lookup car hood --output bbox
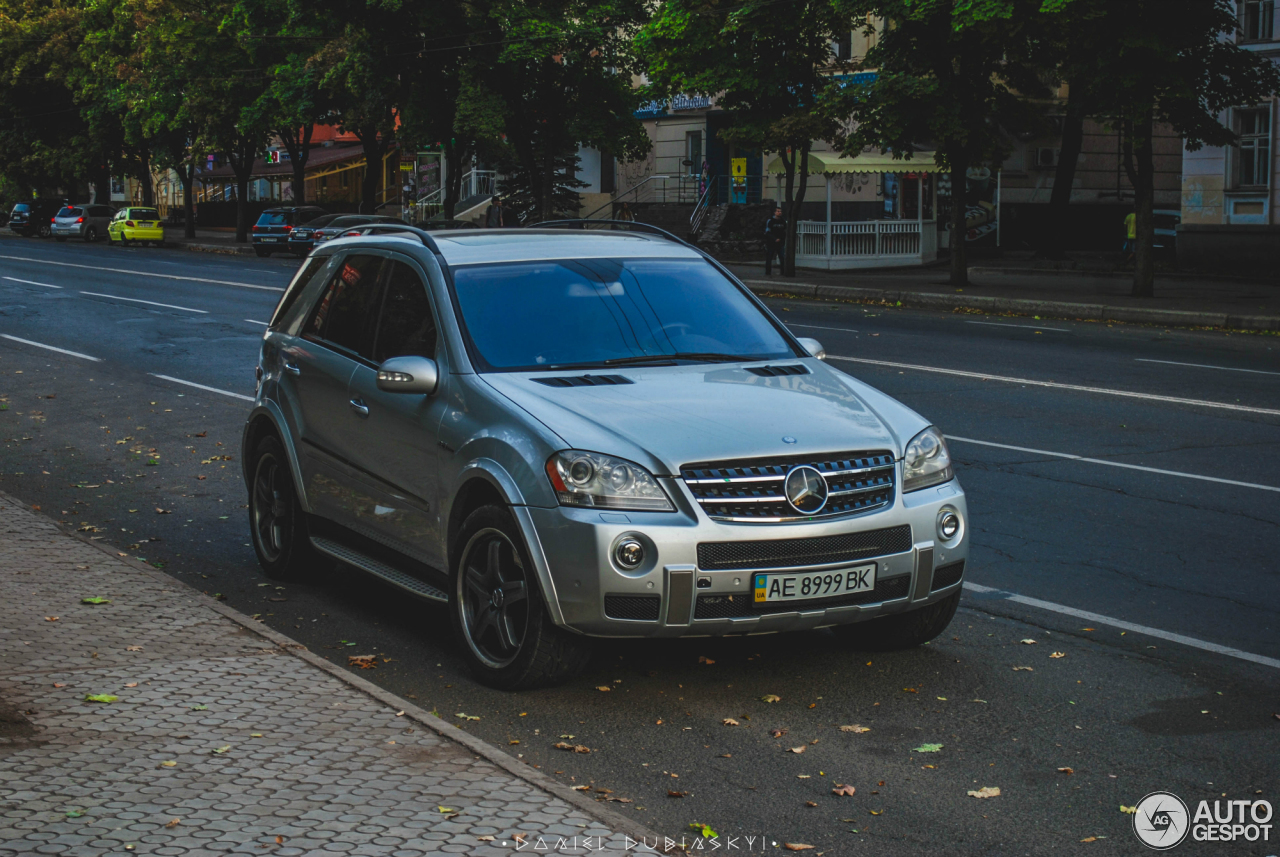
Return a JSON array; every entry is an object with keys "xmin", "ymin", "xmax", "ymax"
[{"xmin": 482, "ymin": 360, "xmax": 929, "ymax": 476}]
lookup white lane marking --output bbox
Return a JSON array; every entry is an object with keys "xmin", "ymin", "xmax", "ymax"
[
  {"xmin": 0, "ymin": 254, "xmax": 285, "ymax": 292},
  {"xmin": 788, "ymin": 323, "xmax": 861, "ymax": 335},
  {"xmin": 149, "ymin": 373, "xmax": 254, "ymax": 402},
  {"xmin": 967, "ymin": 320, "xmax": 1068, "ymax": 332},
  {"xmin": 0, "ymin": 334, "xmax": 100, "ymax": 361},
  {"xmin": 2, "ymin": 276, "xmax": 61, "ymax": 289},
  {"xmin": 79, "ymin": 291, "xmax": 207, "ymax": 314},
  {"xmin": 244, "ymin": 319, "xmax": 269, "ymax": 326},
  {"xmin": 828, "ymin": 355, "xmax": 1280, "ymax": 417},
  {"xmin": 1136, "ymin": 357, "xmax": 1280, "ymax": 377},
  {"xmin": 947, "ymin": 435, "xmax": 1280, "ymax": 493},
  {"xmin": 963, "ymin": 582, "xmax": 1280, "ymax": 670}
]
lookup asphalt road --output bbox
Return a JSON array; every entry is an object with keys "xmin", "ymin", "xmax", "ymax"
[{"xmin": 1, "ymin": 234, "xmax": 1277, "ymax": 856}]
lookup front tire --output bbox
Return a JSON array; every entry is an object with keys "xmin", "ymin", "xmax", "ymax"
[
  {"xmin": 37, "ymin": 223, "xmax": 51, "ymax": 239},
  {"xmin": 451, "ymin": 505, "xmax": 590, "ymax": 690},
  {"xmin": 834, "ymin": 590, "xmax": 961, "ymax": 651},
  {"xmin": 248, "ymin": 434, "xmax": 315, "ymax": 582}
]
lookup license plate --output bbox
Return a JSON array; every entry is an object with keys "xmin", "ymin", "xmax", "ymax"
[
  {"xmin": 260, "ymin": 237, "xmax": 277, "ymax": 242},
  {"xmin": 754, "ymin": 564, "xmax": 876, "ymax": 603}
]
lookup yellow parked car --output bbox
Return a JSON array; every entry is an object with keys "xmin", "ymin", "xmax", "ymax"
[{"xmin": 107, "ymin": 207, "xmax": 165, "ymax": 247}]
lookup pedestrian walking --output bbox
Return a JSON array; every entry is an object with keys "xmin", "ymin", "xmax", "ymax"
[
  {"xmin": 616, "ymin": 202, "xmax": 635, "ymax": 224},
  {"xmin": 486, "ymin": 195, "xmax": 507, "ymax": 228},
  {"xmin": 1121, "ymin": 208, "xmax": 1136, "ymax": 267},
  {"xmin": 763, "ymin": 207, "xmax": 786, "ymax": 275}
]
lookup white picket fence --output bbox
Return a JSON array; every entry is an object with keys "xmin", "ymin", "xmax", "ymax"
[{"xmin": 794, "ymin": 220, "xmax": 938, "ymax": 268}]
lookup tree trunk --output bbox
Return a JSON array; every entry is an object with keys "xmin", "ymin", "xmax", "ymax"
[
  {"xmin": 783, "ymin": 143, "xmax": 812, "ymax": 277},
  {"xmin": 357, "ymin": 124, "xmax": 387, "ymax": 214},
  {"xmin": 136, "ymin": 150, "xmax": 155, "ymax": 206},
  {"xmin": 1040, "ymin": 96, "xmax": 1085, "ymax": 260},
  {"xmin": 88, "ymin": 157, "xmax": 111, "ymax": 205},
  {"xmin": 1130, "ymin": 107, "xmax": 1155, "ymax": 298},
  {"xmin": 176, "ymin": 163, "xmax": 196, "ymax": 240},
  {"xmin": 227, "ymin": 135, "xmax": 257, "ymax": 244},
  {"xmin": 279, "ymin": 125, "xmax": 313, "ymax": 205},
  {"xmin": 948, "ymin": 149, "xmax": 969, "ymax": 287}
]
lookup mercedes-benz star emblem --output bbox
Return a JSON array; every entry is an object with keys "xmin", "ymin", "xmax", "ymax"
[{"xmin": 784, "ymin": 465, "xmax": 828, "ymax": 515}]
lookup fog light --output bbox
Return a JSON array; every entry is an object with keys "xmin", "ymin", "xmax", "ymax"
[
  {"xmin": 615, "ymin": 538, "xmax": 644, "ymax": 569},
  {"xmin": 938, "ymin": 511, "xmax": 960, "ymax": 540}
]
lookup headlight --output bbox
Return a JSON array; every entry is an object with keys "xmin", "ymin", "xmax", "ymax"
[
  {"xmin": 546, "ymin": 451, "xmax": 674, "ymax": 511},
  {"xmin": 902, "ymin": 426, "xmax": 953, "ymax": 493}
]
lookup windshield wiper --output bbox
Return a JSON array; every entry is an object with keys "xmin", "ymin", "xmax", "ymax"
[{"xmin": 603, "ymin": 352, "xmax": 750, "ymax": 366}]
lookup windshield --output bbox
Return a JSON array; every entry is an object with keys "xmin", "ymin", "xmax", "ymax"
[
  {"xmin": 130, "ymin": 208, "xmax": 160, "ymax": 220},
  {"xmin": 451, "ymin": 258, "xmax": 795, "ymax": 371},
  {"xmin": 57, "ymin": 207, "xmax": 81, "ymax": 217},
  {"xmin": 12, "ymin": 204, "xmax": 29, "ymax": 213},
  {"xmin": 257, "ymin": 212, "xmax": 289, "ymax": 226}
]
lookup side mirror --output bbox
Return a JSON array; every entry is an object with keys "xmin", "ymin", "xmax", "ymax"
[
  {"xmin": 796, "ymin": 337, "xmax": 826, "ymax": 361},
  {"xmin": 376, "ymin": 355, "xmax": 438, "ymax": 395}
]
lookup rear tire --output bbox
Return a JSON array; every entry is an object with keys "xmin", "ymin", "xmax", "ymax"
[
  {"xmin": 37, "ymin": 223, "xmax": 51, "ymax": 239},
  {"xmin": 248, "ymin": 434, "xmax": 315, "ymax": 582},
  {"xmin": 834, "ymin": 590, "xmax": 961, "ymax": 651},
  {"xmin": 450, "ymin": 504, "xmax": 590, "ymax": 690},
  {"xmin": 84, "ymin": 227, "xmax": 97, "ymax": 243}
]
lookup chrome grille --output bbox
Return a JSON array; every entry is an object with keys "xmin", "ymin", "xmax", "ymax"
[{"xmin": 681, "ymin": 450, "xmax": 895, "ymax": 522}]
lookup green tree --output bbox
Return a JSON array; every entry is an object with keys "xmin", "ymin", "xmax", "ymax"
[
  {"xmin": 639, "ymin": 0, "xmax": 856, "ymax": 276},
  {"xmin": 832, "ymin": 0, "xmax": 1048, "ymax": 287},
  {"xmin": 1041, "ymin": 0, "xmax": 1280, "ymax": 296}
]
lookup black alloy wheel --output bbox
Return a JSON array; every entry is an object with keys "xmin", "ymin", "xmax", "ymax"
[
  {"xmin": 457, "ymin": 528, "xmax": 531, "ymax": 670},
  {"xmin": 84, "ymin": 226, "xmax": 97, "ymax": 242},
  {"xmin": 37, "ymin": 223, "xmax": 51, "ymax": 239},
  {"xmin": 248, "ymin": 435, "xmax": 313, "ymax": 581}
]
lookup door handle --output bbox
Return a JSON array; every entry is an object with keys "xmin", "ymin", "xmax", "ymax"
[
  {"xmin": 282, "ymin": 361, "xmax": 300, "ymax": 376},
  {"xmin": 349, "ymin": 397, "xmax": 369, "ymax": 417}
]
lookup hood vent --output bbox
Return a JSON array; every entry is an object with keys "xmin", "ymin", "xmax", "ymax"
[
  {"xmin": 531, "ymin": 374, "xmax": 634, "ymax": 388},
  {"xmin": 745, "ymin": 364, "xmax": 810, "ymax": 377}
]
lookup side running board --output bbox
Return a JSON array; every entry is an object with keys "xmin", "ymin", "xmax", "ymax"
[{"xmin": 311, "ymin": 536, "xmax": 449, "ymax": 603}]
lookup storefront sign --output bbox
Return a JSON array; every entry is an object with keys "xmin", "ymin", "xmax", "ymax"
[{"xmin": 671, "ymin": 93, "xmax": 714, "ymax": 111}]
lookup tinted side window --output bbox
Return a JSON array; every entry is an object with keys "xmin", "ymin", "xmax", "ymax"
[
  {"xmin": 373, "ymin": 261, "xmax": 437, "ymax": 363},
  {"xmin": 271, "ymin": 255, "xmax": 330, "ymax": 330},
  {"xmin": 303, "ymin": 254, "xmax": 385, "ymax": 358}
]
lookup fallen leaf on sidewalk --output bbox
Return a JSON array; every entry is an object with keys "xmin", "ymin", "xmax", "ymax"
[
  {"xmin": 1012, "ymin": 666, "xmax": 1033, "ymax": 672},
  {"xmin": 52, "ymin": 683, "xmax": 65, "ymax": 688},
  {"xmin": 158, "ymin": 761, "xmax": 176, "ymax": 768},
  {"xmin": 44, "ymin": 616, "xmax": 58, "ymax": 622},
  {"xmin": 126, "ymin": 646, "xmax": 142, "ymax": 652},
  {"xmin": 124, "ymin": 683, "xmax": 137, "ymax": 688},
  {"xmin": 165, "ymin": 819, "xmax": 180, "ymax": 828},
  {"xmin": 250, "ymin": 733, "xmax": 263, "ymax": 738},
  {"xmin": 723, "ymin": 718, "xmax": 739, "ymax": 726},
  {"xmin": 788, "ymin": 745, "xmax": 806, "ymax": 754},
  {"xmin": 690, "ymin": 823, "xmax": 717, "ymax": 838},
  {"xmin": 1120, "ymin": 805, "xmax": 1136, "ymax": 814},
  {"xmin": 211, "ymin": 745, "xmax": 230, "ymax": 754},
  {"xmin": 81, "ymin": 597, "xmax": 110, "ymax": 605},
  {"xmin": 437, "ymin": 806, "xmax": 455, "ymax": 813},
  {"xmin": 839, "ymin": 725, "xmax": 870, "ymax": 733},
  {"xmin": 348, "ymin": 655, "xmax": 377, "ymax": 669},
  {"xmin": 783, "ymin": 843, "xmax": 814, "ymax": 851},
  {"xmin": 1049, "ymin": 652, "xmax": 1066, "ymax": 659},
  {"xmin": 913, "ymin": 743, "xmax": 943, "ymax": 753},
  {"xmin": 832, "ymin": 784, "xmax": 856, "ymax": 796},
  {"xmin": 1058, "ymin": 767, "xmax": 1074, "ymax": 775},
  {"xmin": 65, "ymin": 809, "xmax": 84, "ymax": 818},
  {"xmin": 572, "ymin": 785, "xmax": 590, "ymax": 791},
  {"xmin": 189, "ymin": 705, "xmax": 208, "ymax": 711},
  {"xmin": 455, "ymin": 712, "xmax": 479, "ymax": 721},
  {"xmin": 84, "ymin": 694, "xmax": 117, "ymax": 703},
  {"xmin": 967, "ymin": 787, "xmax": 1001, "ymax": 799},
  {"xmin": 477, "ymin": 835, "xmax": 495, "ymax": 841},
  {"xmin": 554, "ymin": 742, "xmax": 591, "ymax": 753}
]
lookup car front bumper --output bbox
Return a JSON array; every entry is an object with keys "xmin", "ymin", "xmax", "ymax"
[{"xmin": 524, "ymin": 472, "xmax": 968, "ymax": 638}]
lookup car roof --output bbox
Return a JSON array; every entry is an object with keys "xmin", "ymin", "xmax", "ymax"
[{"xmin": 425, "ymin": 229, "xmax": 703, "ymax": 267}]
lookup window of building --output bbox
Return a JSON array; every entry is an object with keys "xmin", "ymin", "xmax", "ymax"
[
  {"xmin": 832, "ymin": 33, "xmax": 853, "ymax": 61},
  {"xmin": 1234, "ymin": 106, "xmax": 1272, "ymax": 188},
  {"xmin": 685, "ymin": 131, "xmax": 702, "ymax": 174},
  {"xmin": 1241, "ymin": 0, "xmax": 1275, "ymax": 41}
]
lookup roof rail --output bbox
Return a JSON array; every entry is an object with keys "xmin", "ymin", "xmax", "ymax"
[
  {"xmin": 532, "ymin": 219, "xmax": 692, "ymax": 247},
  {"xmin": 332, "ymin": 223, "xmax": 444, "ymax": 253}
]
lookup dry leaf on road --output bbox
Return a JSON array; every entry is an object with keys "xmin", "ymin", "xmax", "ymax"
[
  {"xmin": 1058, "ymin": 767, "xmax": 1074, "ymax": 774},
  {"xmin": 967, "ymin": 787, "xmax": 1001, "ymax": 799},
  {"xmin": 770, "ymin": 727, "xmax": 788, "ymax": 738},
  {"xmin": 783, "ymin": 844, "xmax": 814, "ymax": 851},
  {"xmin": 761, "ymin": 694, "xmax": 781, "ymax": 703},
  {"xmin": 832, "ymin": 784, "xmax": 856, "ymax": 796},
  {"xmin": 596, "ymin": 686, "xmax": 612, "ymax": 692},
  {"xmin": 554, "ymin": 742, "xmax": 591, "ymax": 754},
  {"xmin": 805, "ymin": 801, "xmax": 818, "ymax": 807},
  {"xmin": 454, "ymin": 713, "xmax": 480, "ymax": 721},
  {"xmin": 1049, "ymin": 652, "xmax": 1066, "ymax": 659},
  {"xmin": 839, "ymin": 725, "xmax": 870, "ymax": 733},
  {"xmin": 572, "ymin": 785, "xmax": 590, "ymax": 791},
  {"xmin": 668, "ymin": 790, "xmax": 687, "ymax": 798},
  {"xmin": 913, "ymin": 743, "xmax": 943, "ymax": 753},
  {"xmin": 698, "ymin": 655, "xmax": 715, "ymax": 664},
  {"xmin": 1020, "ymin": 639, "xmax": 1037, "ymax": 645},
  {"xmin": 1012, "ymin": 666, "xmax": 1034, "ymax": 671},
  {"xmin": 348, "ymin": 655, "xmax": 377, "ymax": 669},
  {"xmin": 1120, "ymin": 805, "xmax": 1137, "ymax": 814},
  {"xmin": 723, "ymin": 718, "xmax": 739, "ymax": 726},
  {"xmin": 788, "ymin": 745, "xmax": 806, "ymax": 754}
]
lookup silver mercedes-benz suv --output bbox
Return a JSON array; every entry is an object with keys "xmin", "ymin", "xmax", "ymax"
[{"xmin": 242, "ymin": 223, "xmax": 968, "ymax": 689}]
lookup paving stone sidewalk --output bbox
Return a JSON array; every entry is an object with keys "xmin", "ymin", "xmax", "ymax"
[{"xmin": 0, "ymin": 493, "xmax": 659, "ymax": 856}]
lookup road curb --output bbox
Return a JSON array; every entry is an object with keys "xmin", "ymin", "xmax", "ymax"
[
  {"xmin": 27, "ymin": 497, "xmax": 667, "ymax": 849},
  {"xmin": 173, "ymin": 241, "xmax": 255, "ymax": 256},
  {"xmin": 743, "ymin": 281, "xmax": 1280, "ymax": 332},
  {"xmin": 969, "ymin": 264, "xmax": 1279, "ymax": 285}
]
